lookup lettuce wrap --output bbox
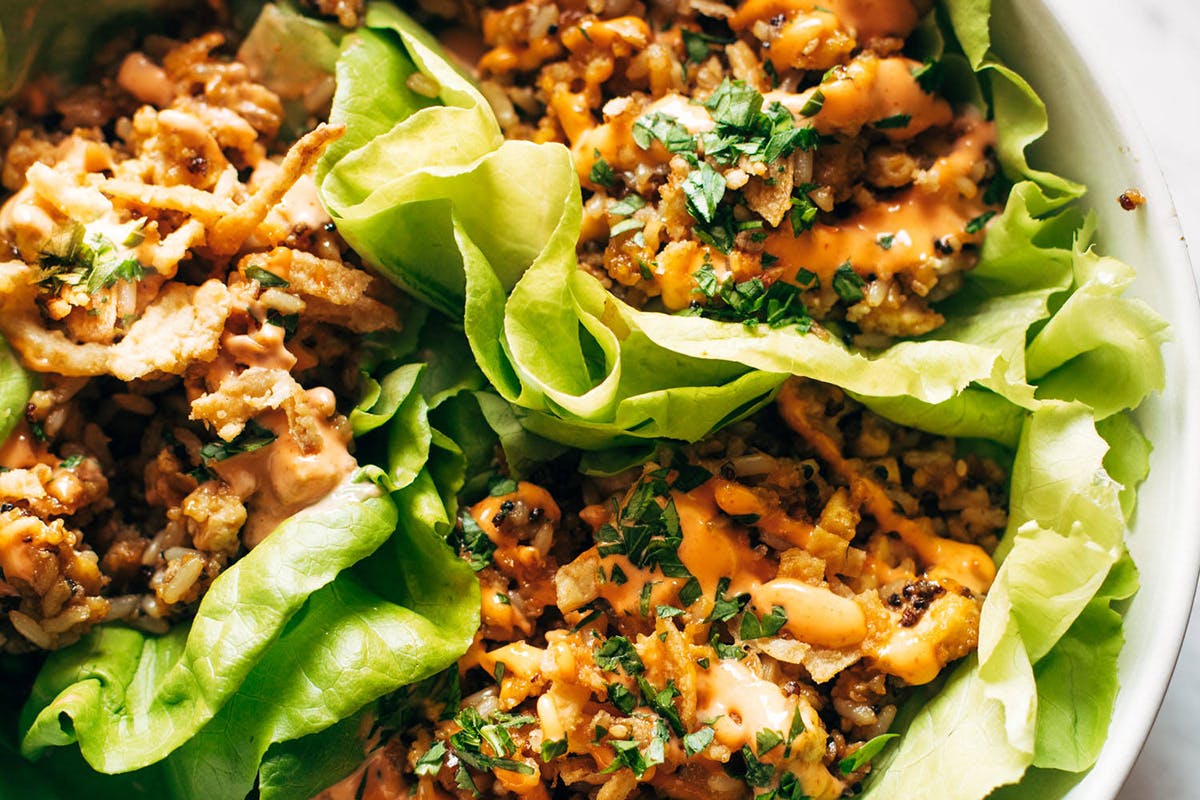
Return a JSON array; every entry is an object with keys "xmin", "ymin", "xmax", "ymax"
[{"xmin": 0, "ymin": 1, "xmax": 1169, "ymax": 798}]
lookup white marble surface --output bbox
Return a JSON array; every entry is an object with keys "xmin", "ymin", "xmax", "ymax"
[{"xmin": 1060, "ymin": 1, "xmax": 1200, "ymax": 797}]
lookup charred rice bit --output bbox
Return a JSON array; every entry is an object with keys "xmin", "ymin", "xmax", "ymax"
[
  {"xmin": 0, "ymin": 33, "xmax": 402, "ymax": 651},
  {"xmin": 323, "ymin": 378, "xmax": 1007, "ymax": 800},
  {"xmin": 443, "ymin": 0, "xmax": 1005, "ymax": 342}
]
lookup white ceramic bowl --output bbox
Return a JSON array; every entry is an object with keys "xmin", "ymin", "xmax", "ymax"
[{"xmin": 991, "ymin": 0, "xmax": 1200, "ymax": 797}]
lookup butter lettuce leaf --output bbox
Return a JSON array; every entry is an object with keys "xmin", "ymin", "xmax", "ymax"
[
  {"xmin": 0, "ymin": 336, "xmax": 33, "ymax": 443},
  {"xmin": 20, "ymin": 469, "xmax": 399, "ymax": 771}
]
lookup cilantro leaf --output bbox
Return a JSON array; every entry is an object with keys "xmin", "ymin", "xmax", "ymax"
[
  {"xmin": 199, "ymin": 420, "xmax": 276, "ymax": 462},
  {"xmin": 637, "ymin": 677, "xmax": 685, "ymax": 735},
  {"xmin": 965, "ymin": 210, "xmax": 997, "ymax": 234},
  {"xmin": 245, "ymin": 265, "xmax": 290, "ymax": 288},
  {"xmin": 682, "ymin": 162, "xmax": 727, "ymax": 224},
  {"xmin": 683, "ymin": 727, "xmax": 715, "ymax": 757},
  {"xmin": 595, "ymin": 636, "xmax": 645, "ymax": 676},
  {"xmin": 832, "ymin": 262, "xmax": 866, "ymax": 303},
  {"xmin": 911, "ymin": 59, "xmax": 944, "ymax": 94},
  {"xmin": 590, "ymin": 154, "xmax": 617, "ymax": 188},
  {"xmin": 450, "ymin": 511, "xmax": 496, "ymax": 571},
  {"xmin": 740, "ymin": 605, "xmax": 788, "ymax": 639},
  {"xmin": 873, "ymin": 113, "xmax": 912, "ymax": 130},
  {"xmin": 838, "ymin": 733, "xmax": 899, "ymax": 774}
]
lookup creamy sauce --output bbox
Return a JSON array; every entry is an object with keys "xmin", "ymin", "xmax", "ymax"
[
  {"xmin": 763, "ymin": 185, "xmax": 984, "ymax": 286},
  {"xmin": 731, "ymin": 0, "xmax": 921, "ymax": 44},
  {"xmin": 750, "ymin": 578, "xmax": 866, "ymax": 649},
  {"xmin": 777, "ymin": 381, "xmax": 996, "ymax": 593},
  {"xmin": 212, "ymin": 396, "xmax": 356, "ymax": 548},
  {"xmin": 698, "ymin": 659, "xmax": 798, "ymax": 750}
]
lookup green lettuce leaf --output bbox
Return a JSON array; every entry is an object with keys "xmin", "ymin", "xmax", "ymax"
[
  {"xmin": 20, "ymin": 469, "xmax": 399, "ymax": 771},
  {"xmin": 0, "ymin": 336, "xmax": 33, "ymax": 443}
]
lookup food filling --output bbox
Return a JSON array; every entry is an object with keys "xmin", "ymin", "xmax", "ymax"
[
  {"xmin": 322, "ymin": 378, "xmax": 1008, "ymax": 800},
  {"xmin": 427, "ymin": 0, "xmax": 1004, "ymax": 344},
  {"xmin": 0, "ymin": 30, "xmax": 401, "ymax": 651}
]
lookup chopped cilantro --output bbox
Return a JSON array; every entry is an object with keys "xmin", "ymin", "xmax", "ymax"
[
  {"xmin": 838, "ymin": 733, "xmax": 899, "ymax": 774},
  {"xmin": 832, "ymin": 262, "xmax": 866, "ymax": 303},
  {"xmin": 450, "ymin": 511, "xmax": 496, "ymax": 571},
  {"xmin": 199, "ymin": 420, "xmax": 276, "ymax": 461},
  {"xmin": 495, "ymin": 592, "xmax": 511, "ymax": 605},
  {"xmin": 911, "ymin": 59, "xmax": 944, "ymax": 94},
  {"xmin": 540, "ymin": 738, "xmax": 568, "ymax": 762},
  {"xmin": 877, "ymin": 232, "xmax": 896, "ymax": 250},
  {"xmin": 265, "ymin": 309, "xmax": 298, "ymax": 338},
  {"xmin": 245, "ymin": 265, "xmax": 290, "ymax": 288},
  {"xmin": 607, "ymin": 682, "xmax": 639, "ymax": 714},
  {"xmin": 632, "ymin": 112, "xmax": 697, "ymax": 157},
  {"xmin": 787, "ymin": 706, "xmax": 806, "ymax": 745},
  {"xmin": 798, "ymin": 89, "xmax": 825, "ymax": 117},
  {"xmin": 58, "ymin": 454, "xmax": 84, "ymax": 470},
  {"xmin": 873, "ymin": 114, "xmax": 912, "ymax": 130},
  {"xmin": 610, "ymin": 194, "xmax": 647, "ymax": 216},
  {"xmin": 682, "ymin": 28, "xmax": 733, "ymax": 64},
  {"xmin": 682, "ymin": 162, "xmax": 727, "ymax": 224},
  {"xmin": 610, "ymin": 563, "xmax": 629, "ymax": 584},
  {"xmin": 414, "ymin": 741, "xmax": 447, "ymax": 776},
  {"xmin": 740, "ymin": 604, "xmax": 788, "ymax": 639},
  {"xmin": 638, "ymin": 677, "xmax": 685, "ymax": 735},
  {"xmin": 610, "ymin": 218, "xmax": 645, "ymax": 238},
  {"xmin": 590, "ymin": 154, "xmax": 617, "ymax": 188},
  {"xmin": 679, "ymin": 577, "xmax": 703, "ymax": 608},
  {"xmin": 740, "ymin": 744, "xmax": 776, "ymax": 787},
  {"xmin": 708, "ymin": 577, "xmax": 750, "ymax": 622},
  {"xmin": 683, "ymin": 727, "xmax": 715, "ymax": 757},
  {"xmin": 595, "ymin": 636, "xmax": 645, "ymax": 675},
  {"xmin": 759, "ymin": 771, "xmax": 807, "ymax": 800},
  {"xmin": 755, "ymin": 729, "xmax": 784, "ymax": 755},
  {"xmin": 638, "ymin": 581, "xmax": 655, "ymax": 616},
  {"xmin": 449, "ymin": 708, "xmax": 536, "ymax": 777},
  {"xmin": 595, "ymin": 474, "xmax": 693, "ymax": 579},
  {"xmin": 794, "ymin": 268, "xmax": 819, "ymax": 289},
  {"xmin": 656, "ymin": 604, "xmax": 685, "ymax": 618},
  {"xmin": 789, "ymin": 187, "xmax": 821, "ymax": 237},
  {"xmin": 710, "ymin": 631, "xmax": 747, "ymax": 661},
  {"xmin": 965, "ymin": 210, "xmax": 997, "ymax": 234}
]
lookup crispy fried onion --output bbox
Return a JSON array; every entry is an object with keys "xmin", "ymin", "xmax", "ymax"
[
  {"xmin": 237, "ymin": 246, "xmax": 400, "ymax": 332},
  {"xmin": 0, "ymin": 262, "xmax": 232, "ymax": 380}
]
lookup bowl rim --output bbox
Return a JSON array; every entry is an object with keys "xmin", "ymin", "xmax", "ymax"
[{"xmin": 1011, "ymin": 0, "xmax": 1200, "ymax": 796}]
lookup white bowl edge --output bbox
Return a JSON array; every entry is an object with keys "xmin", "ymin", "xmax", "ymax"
[{"xmin": 992, "ymin": 1, "xmax": 1200, "ymax": 797}]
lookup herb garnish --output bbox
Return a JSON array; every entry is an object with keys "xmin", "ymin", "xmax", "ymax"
[
  {"xmin": 740, "ymin": 604, "xmax": 788, "ymax": 639},
  {"xmin": 245, "ymin": 265, "xmax": 289, "ymax": 288},
  {"xmin": 595, "ymin": 473, "xmax": 692, "ymax": 580},
  {"xmin": 451, "ymin": 511, "xmax": 496, "ymax": 571},
  {"xmin": 594, "ymin": 635, "xmax": 645, "ymax": 675},
  {"xmin": 838, "ymin": 733, "xmax": 899, "ymax": 774},
  {"xmin": 832, "ymin": 262, "xmax": 867, "ymax": 303},
  {"xmin": 873, "ymin": 114, "xmax": 913, "ymax": 130},
  {"xmin": 707, "ymin": 577, "xmax": 750, "ymax": 622},
  {"xmin": 637, "ymin": 677, "xmax": 685, "ymax": 735},
  {"xmin": 683, "ymin": 727, "xmax": 715, "ymax": 757},
  {"xmin": 199, "ymin": 420, "xmax": 276, "ymax": 461},
  {"xmin": 965, "ymin": 210, "xmax": 997, "ymax": 234},
  {"xmin": 590, "ymin": 153, "xmax": 617, "ymax": 188},
  {"xmin": 447, "ymin": 708, "xmax": 537, "ymax": 783},
  {"xmin": 684, "ymin": 262, "xmax": 813, "ymax": 332},
  {"xmin": 911, "ymin": 59, "xmax": 944, "ymax": 94}
]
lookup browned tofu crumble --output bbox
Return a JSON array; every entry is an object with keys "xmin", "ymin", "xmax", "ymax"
[
  {"xmin": 321, "ymin": 378, "xmax": 1008, "ymax": 800},
  {"xmin": 0, "ymin": 31, "xmax": 401, "ymax": 652},
  {"xmin": 414, "ymin": 0, "xmax": 1005, "ymax": 345}
]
